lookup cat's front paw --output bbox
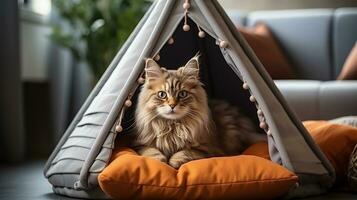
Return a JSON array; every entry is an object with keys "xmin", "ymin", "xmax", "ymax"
[
  {"xmin": 169, "ymin": 151, "xmax": 190, "ymax": 169},
  {"xmin": 150, "ymin": 153, "xmax": 168, "ymax": 163},
  {"xmin": 137, "ymin": 147, "xmax": 168, "ymax": 163},
  {"xmin": 168, "ymin": 159, "xmax": 186, "ymax": 169}
]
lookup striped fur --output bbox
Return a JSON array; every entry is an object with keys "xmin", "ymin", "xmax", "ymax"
[{"xmin": 133, "ymin": 56, "xmax": 264, "ymax": 168}]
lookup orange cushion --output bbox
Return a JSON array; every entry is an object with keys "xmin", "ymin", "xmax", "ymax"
[
  {"xmin": 242, "ymin": 142, "xmax": 270, "ymax": 160},
  {"xmin": 337, "ymin": 42, "xmax": 357, "ymax": 80},
  {"xmin": 304, "ymin": 120, "xmax": 357, "ymax": 179},
  {"xmin": 242, "ymin": 121, "xmax": 357, "ymax": 182},
  {"xmin": 238, "ymin": 23, "xmax": 295, "ymax": 79},
  {"xmin": 98, "ymin": 148, "xmax": 298, "ymax": 199}
]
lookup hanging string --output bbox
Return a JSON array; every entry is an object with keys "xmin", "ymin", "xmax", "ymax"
[
  {"xmin": 115, "ymin": 107, "xmax": 125, "ymax": 133},
  {"xmin": 197, "ymin": 24, "xmax": 206, "ymax": 38},
  {"xmin": 242, "ymin": 80, "xmax": 271, "ymax": 136},
  {"xmin": 137, "ymin": 71, "xmax": 145, "ymax": 84},
  {"xmin": 183, "ymin": 10, "xmax": 190, "ymax": 31},
  {"xmin": 114, "ymin": 65, "xmax": 148, "ymax": 134},
  {"xmin": 182, "ymin": 0, "xmax": 191, "ymax": 31}
]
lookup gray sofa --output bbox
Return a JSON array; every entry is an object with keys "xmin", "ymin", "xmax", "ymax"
[{"xmin": 228, "ymin": 8, "xmax": 357, "ymax": 120}]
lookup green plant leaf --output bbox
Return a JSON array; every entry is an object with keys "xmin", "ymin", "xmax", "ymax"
[{"xmin": 50, "ymin": 0, "xmax": 150, "ymax": 82}]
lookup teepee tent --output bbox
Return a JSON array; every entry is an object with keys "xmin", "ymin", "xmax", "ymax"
[{"xmin": 44, "ymin": 0, "xmax": 335, "ymax": 198}]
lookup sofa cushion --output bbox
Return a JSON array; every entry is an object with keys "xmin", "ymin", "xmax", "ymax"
[
  {"xmin": 337, "ymin": 42, "xmax": 357, "ymax": 80},
  {"xmin": 333, "ymin": 8, "xmax": 357, "ymax": 78},
  {"xmin": 319, "ymin": 81, "xmax": 357, "ymax": 119},
  {"xmin": 246, "ymin": 9, "xmax": 334, "ymax": 80},
  {"xmin": 274, "ymin": 80, "xmax": 321, "ymax": 120},
  {"xmin": 275, "ymin": 80, "xmax": 357, "ymax": 120},
  {"xmin": 238, "ymin": 23, "xmax": 295, "ymax": 79}
]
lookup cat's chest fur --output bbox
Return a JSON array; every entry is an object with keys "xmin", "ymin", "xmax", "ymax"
[{"xmin": 147, "ymin": 119, "xmax": 200, "ymax": 156}]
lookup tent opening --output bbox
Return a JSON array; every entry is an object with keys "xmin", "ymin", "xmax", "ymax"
[{"xmin": 117, "ymin": 18, "xmax": 263, "ymax": 140}]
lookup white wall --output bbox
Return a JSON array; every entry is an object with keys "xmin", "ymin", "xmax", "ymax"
[
  {"xmin": 19, "ymin": 0, "xmax": 52, "ymax": 81},
  {"xmin": 20, "ymin": 11, "xmax": 51, "ymax": 81}
]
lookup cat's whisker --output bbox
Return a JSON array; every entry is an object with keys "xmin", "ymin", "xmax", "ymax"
[
  {"xmin": 123, "ymin": 121, "xmax": 137, "ymax": 131},
  {"xmin": 138, "ymin": 112, "xmax": 160, "ymax": 122},
  {"xmin": 137, "ymin": 111, "xmax": 156, "ymax": 120}
]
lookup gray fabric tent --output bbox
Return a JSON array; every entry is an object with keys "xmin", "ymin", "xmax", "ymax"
[{"xmin": 44, "ymin": 0, "xmax": 336, "ymax": 199}]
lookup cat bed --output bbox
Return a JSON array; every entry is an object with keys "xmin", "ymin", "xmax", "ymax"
[
  {"xmin": 98, "ymin": 148, "xmax": 298, "ymax": 199},
  {"xmin": 44, "ymin": 0, "xmax": 335, "ymax": 199},
  {"xmin": 98, "ymin": 120, "xmax": 357, "ymax": 199}
]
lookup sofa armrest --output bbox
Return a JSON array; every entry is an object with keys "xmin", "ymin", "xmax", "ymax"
[{"xmin": 275, "ymin": 80, "xmax": 357, "ymax": 120}]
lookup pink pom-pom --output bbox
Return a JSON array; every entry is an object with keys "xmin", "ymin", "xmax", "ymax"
[
  {"xmin": 168, "ymin": 37, "xmax": 174, "ymax": 44},
  {"xmin": 125, "ymin": 100, "xmax": 132, "ymax": 107},
  {"xmin": 257, "ymin": 109, "xmax": 263, "ymax": 116},
  {"xmin": 259, "ymin": 122, "xmax": 268, "ymax": 129},
  {"xmin": 154, "ymin": 54, "xmax": 160, "ymax": 61},
  {"xmin": 137, "ymin": 77, "xmax": 145, "ymax": 84},
  {"xmin": 242, "ymin": 82, "xmax": 249, "ymax": 90},
  {"xmin": 115, "ymin": 125, "xmax": 123, "ymax": 133},
  {"xmin": 183, "ymin": 24, "xmax": 190, "ymax": 32},
  {"xmin": 219, "ymin": 40, "xmax": 228, "ymax": 48},
  {"xmin": 198, "ymin": 31, "xmax": 206, "ymax": 38},
  {"xmin": 183, "ymin": 2, "xmax": 191, "ymax": 10}
]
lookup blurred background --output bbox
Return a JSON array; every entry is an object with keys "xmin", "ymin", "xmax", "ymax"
[{"xmin": 1, "ymin": 0, "xmax": 357, "ymax": 163}]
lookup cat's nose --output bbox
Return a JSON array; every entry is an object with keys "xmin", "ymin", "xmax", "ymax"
[
  {"xmin": 169, "ymin": 104, "xmax": 176, "ymax": 109},
  {"xmin": 168, "ymin": 98, "xmax": 177, "ymax": 109}
]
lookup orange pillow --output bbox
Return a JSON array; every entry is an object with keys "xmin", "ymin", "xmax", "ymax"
[
  {"xmin": 238, "ymin": 23, "xmax": 295, "ymax": 79},
  {"xmin": 304, "ymin": 120, "xmax": 357, "ymax": 179},
  {"xmin": 242, "ymin": 142, "xmax": 270, "ymax": 160},
  {"xmin": 337, "ymin": 42, "xmax": 357, "ymax": 80},
  {"xmin": 242, "ymin": 121, "xmax": 357, "ymax": 182},
  {"xmin": 98, "ymin": 148, "xmax": 298, "ymax": 199}
]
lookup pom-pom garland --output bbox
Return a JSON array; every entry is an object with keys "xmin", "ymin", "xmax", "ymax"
[
  {"xmin": 115, "ymin": 125, "xmax": 123, "ymax": 133},
  {"xmin": 154, "ymin": 54, "xmax": 160, "ymax": 61},
  {"xmin": 168, "ymin": 37, "xmax": 174, "ymax": 44},
  {"xmin": 124, "ymin": 100, "xmax": 132, "ymax": 107},
  {"xmin": 219, "ymin": 40, "xmax": 228, "ymax": 48},
  {"xmin": 183, "ymin": 2, "xmax": 190, "ymax": 10},
  {"xmin": 183, "ymin": 24, "xmax": 190, "ymax": 32}
]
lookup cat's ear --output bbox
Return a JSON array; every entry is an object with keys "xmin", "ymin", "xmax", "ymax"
[
  {"xmin": 182, "ymin": 56, "xmax": 200, "ymax": 78},
  {"xmin": 145, "ymin": 58, "xmax": 163, "ymax": 81}
]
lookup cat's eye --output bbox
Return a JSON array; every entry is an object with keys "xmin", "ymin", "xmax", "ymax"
[
  {"xmin": 157, "ymin": 91, "xmax": 167, "ymax": 99},
  {"xmin": 178, "ymin": 90, "xmax": 188, "ymax": 98}
]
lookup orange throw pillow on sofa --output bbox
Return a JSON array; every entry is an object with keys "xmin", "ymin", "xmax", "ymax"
[
  {"xmin": 303, "ymin": 120, "xmax": 357, "ymax": 178},
  {"xmin": 98, "ymin": 148, "xmax": 298, "ymax": 199},
  {"xmin": 239, "ymin": 23, "xmax": 295, "ymax": 79},
  {"xmin": 242, "ymin": 121, "xmax": 357, "ymax": 181},
  {"xmin": 337, "ymin": 42, "xmax": 357, "ymax": 80}
]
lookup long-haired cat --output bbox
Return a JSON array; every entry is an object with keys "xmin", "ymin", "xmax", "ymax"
[{"xmin": 133, "ymin": 56, "xmax": 264, "ymax": 169}]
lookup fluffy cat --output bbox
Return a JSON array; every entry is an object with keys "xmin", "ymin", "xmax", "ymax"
[{"xmin": 133, "ymin": 56, "xmax": 264, "ymax": 169}]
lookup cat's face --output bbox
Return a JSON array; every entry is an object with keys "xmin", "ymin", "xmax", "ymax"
[{"xmin": 140, "ymin": 57, "xmax": 204, "ymax": 120}]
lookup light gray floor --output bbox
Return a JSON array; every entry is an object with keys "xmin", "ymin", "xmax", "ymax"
[{"xmin": 1, "ymin": 161, "xmax": 357, "ymax": 200}]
